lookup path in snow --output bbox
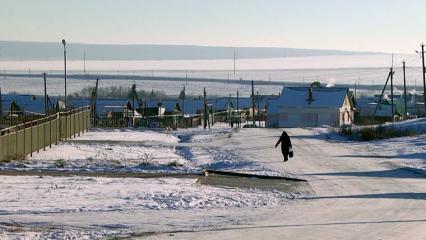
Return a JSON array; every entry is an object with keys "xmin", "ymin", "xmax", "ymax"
[{"xmin": 144, "ymin": 127, "xmax": 426, "ymax": 240}]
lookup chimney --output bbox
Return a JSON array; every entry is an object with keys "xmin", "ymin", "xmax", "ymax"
[{"xmin": 307, "ymin": 88, "xmax": 314, "ymax": 104}]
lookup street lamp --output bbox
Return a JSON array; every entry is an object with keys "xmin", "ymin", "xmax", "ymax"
[{"xmin": 62, "ymin": 39, "xmax": 67, "ymax": 108}]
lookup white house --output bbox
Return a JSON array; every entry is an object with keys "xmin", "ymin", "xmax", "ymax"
[{"xmin": 267, "ymin": 87, "xmax": 355, "ymax": 128}]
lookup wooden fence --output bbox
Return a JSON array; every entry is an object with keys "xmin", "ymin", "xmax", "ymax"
[{"xmin": 0, "ymin": 106, "xmax": 91, "ymax": 161}]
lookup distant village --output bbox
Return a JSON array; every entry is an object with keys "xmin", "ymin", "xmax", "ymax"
[{"xmin": 1, "ymin": 79, "xmax": 423, "ymax": 130}]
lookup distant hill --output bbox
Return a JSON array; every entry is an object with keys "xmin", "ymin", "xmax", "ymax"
[{"xmin": 0, "ymin": 41, "xmax": 383, "ymax": 61}]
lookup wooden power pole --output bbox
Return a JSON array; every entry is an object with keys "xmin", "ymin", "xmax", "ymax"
[
  {"xmin": 251, "ymin": 80, "xmax": 255, "ymax": 126},
  {"xmin": 373, "ymin": 70, "xmax": 392, "ymax": 118},
  {"xmin": 44, "ymin": 73, "xmax": 48, "ymax": 115},
  {"xmin": 390, "ymin": 66, "xmax": 394, "ymax": 121},
  {"xmin": 403, "ymin": 60, "xmax": 408, "ymax": 117},
  {"xmin": 237, "ymin": 90, "xmax": 239, "ymax": 128},
  {"xmin": 0, "ymin": 87, "xmax": 2, "ymax": 125},
  {"xmin": 422, "ymin": 43, "xmax": 426, "ymax": 116},
  {"xmin": 132, "ymin": 84, "xmax": 136, "ymax": 127},
  {"xmin": 203, "ymin": 87, "xmax": 207, "ymax": 129}
]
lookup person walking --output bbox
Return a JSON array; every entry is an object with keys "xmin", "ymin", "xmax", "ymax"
[{"xmin": 275, "ymin": 130, "xmax": 292, "ymax": 162}]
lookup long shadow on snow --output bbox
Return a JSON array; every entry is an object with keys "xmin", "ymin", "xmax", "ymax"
[
  {"xmin": 336, "ymin": 153, "xmax": 426, "ymax": 160},
  {"xmin": 304, "ymin": 192, "xmax": 426, "ymax": 200},
  {"xmin": 305, "ymin": 167, "xmax": 425, "ymax": 179},
  {"xmin": 163, "ymin": 219, "xmax": 426, "ymax": 234}
]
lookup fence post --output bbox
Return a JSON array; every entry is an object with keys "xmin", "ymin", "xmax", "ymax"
[
  {"xmin": 57, "ymin": 112, "xmax": 61, "ymax": 143},
  {"xmin": 30, "ymin": 121, "xmax": 33, "ymax": 157},
  {"xmin": 15, "ymin": 127, "xmax": 18, "ymax": 159},
  {"xmin": 49, "ymin": 116, "xmax": 52, "ymax": 148},
  {"xmin": 37, "ymin": 119, "xmax": 40, "ymax": 153},
  {"xmin": 23, "ymin": 122, "xmax": 26, "ymax": 157},
  {"xmin": 7, "ymin": 130, "xmax": 10, "ymax": 160},
  {"xmin": 0, "ymin": 136, "xmax": 2, "ymax": 161},
  {"xmin": 74, "ymin": 111, "xmax": 76, "ymax": 138},
  {"xmin": 85, "ymin": 109, "xmax": 87, "ymax": 131},
  {"xmin": 65, "ymin": 111, "xmax": 67, "ymax": 140},
  {"xmin": 84, "ymin": 109, "xmax": 90, "ymax": 132},
  {"xmin": 67, "ymin": 112, "xmax": 72, "ymax": 139},
  {"xmin": 43, "ymin": 118, "xmax": 46, "ymax": 151},
  {"xmin": 77, "ymin": 111, "xmax": 80, "ymax": 136}
]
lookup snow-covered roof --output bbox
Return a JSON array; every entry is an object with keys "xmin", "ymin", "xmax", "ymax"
[
  {"xmin": 1, "ymin": 94, "xmax": 60, "ymax": 114},
  {"xmin": 271, "ymin": 87, "xmax": 349, "ymax": 110},
  {"xmin": 69, "ymin": 98, "xmax": 129, "ymax": 116}
]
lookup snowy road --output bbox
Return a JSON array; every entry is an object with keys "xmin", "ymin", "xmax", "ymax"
[
  {"xmin": 0, "ymin": 127, "xmax": 425, "ymax": 239},
  {"xmin": 144, "ymin": 128, "xmax": 426, "ymax": 240}
]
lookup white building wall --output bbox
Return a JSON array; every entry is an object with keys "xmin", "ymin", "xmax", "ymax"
[
  {"xmin": 272, "ymin": 108, "xmax": 341, "ymax": 127},
  {"xmin": 266, "ymin": 91, "xmax": 354, "ymax": 127}
]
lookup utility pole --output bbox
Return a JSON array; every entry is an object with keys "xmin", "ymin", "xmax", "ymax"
[
  {"xmin": 422, "ymin": 43, "xmax": 426, "ymax": 116},
  {"xmin": 373, "ymin": 70, "xmax": 392, "ymax": 118},
  {"xmin": 44, "ymin": 73, "xmax": 48, "ymax": 115},
  {"xmin": 257, "ymin": 91, "xmax": 260, "ymax": 127},
  {"xmin": 203, "ymin": 87, "xmax": 207, "ymax": 129},
  {"xmin": 0, "ymin": 87, "xmax": 2, "ymax": 125},
  {"xmin": 237, "ymin": 90, "xmax": 239, "ymax": 128},
  {"xmin": 390, "ymin": 67, "xmax": 394, "ymax": 121},
  {"xmin": 93, "ymin": 78, "xmax": 99, "ymax": 127},
  {"xmin": 62, "ymin": 39, "xmax": 67, "ymax": 108},
  {"xmin": 403, "ymin": 60, "xmax": 408, "ymax": 117},
  {"xmin": 182, "ymin": 86, "xmax": 185, "ymax": 117},
  {"xmin": 228, "ymin": 94, "xmax": 232, "ymax": 127},
  {"xmin": 354, "ymin": 82, "xmax": 357, "ymax": 101},
  {"xmin": 251, "ymin": 80, "xmax": 255, "ymax": 126},
  {"xmin": 132, "ymin": 84, "xmax": 136, "ymax": 127}
]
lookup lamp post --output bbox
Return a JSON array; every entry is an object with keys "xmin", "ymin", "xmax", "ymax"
[{"xmin": 62, "ymin": 39, "xmax": 67, "ymax": 108}]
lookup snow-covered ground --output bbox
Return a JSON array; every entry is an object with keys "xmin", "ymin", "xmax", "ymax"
[
  {"xmin": 75, "ymin": 128, "xmax": 180, "ymax": 143},
  {"xmin": 0, "ymin": 125, "xmax": 303, "ymax": 239},
  {"xmin": 0, "ymin": 123, "xmax": 425, "ymax": 239},
  {"xmin": 1, "ymin": 126, "xmax": 289, "ymax": 177},
  {"xmin": 320, "ymin": 118, "xmax": 426, "ymax": 171}
]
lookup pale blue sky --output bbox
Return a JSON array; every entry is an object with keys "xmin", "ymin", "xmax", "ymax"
[{"xmin": 0, "ymin": 0, "xmax": 425, "ymax": 53}]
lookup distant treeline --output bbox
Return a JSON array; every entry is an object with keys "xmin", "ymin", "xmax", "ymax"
[{"xmin": 71, "ymin": 86, "xmax": 170, "ymax": 100}]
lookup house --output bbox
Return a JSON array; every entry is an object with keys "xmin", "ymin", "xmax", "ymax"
[
  {"xmin": 357, "ymin": 96, "xmax": 405, "ymax": 118},
  {"xmin": 1, "ymin": 94, "xmax": 60, "ymax": 116},
  {"xmin": 267, "ymin": 87, "xmax": 355, "ymax": 128}
]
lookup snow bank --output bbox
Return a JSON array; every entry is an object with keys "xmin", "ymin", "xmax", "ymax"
[
  {"xmin": 16, "ymin": 142, "xmax": 191, "ymax": 173},
  {"xmin": 0, "ymin": 176, "xmax": 299, "ymax": 214},
  {"xmin": 77, "ymin": 128, "xmax": 179, "ymax": 143}
]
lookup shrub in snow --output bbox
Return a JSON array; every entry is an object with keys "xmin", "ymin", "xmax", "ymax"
[
  {"xmin": 54, "ymin": 159, "xmax": 65, "ymax": 168},
  {"xmin": 140, "ymin": 153, "xmax": 153, "ymax": 165},
  {"xmin": 334, "ymin": 124, "xmax": 417, "ymax": 141}
]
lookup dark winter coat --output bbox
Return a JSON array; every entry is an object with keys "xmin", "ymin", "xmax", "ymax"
[{"xmin": 275, "ymin": 131, "xmax": 292, "ymax": 154}]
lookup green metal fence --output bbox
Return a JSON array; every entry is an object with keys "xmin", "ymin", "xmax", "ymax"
[{"xmin": 0, "ymin": 106, "xmax": 91, "ymax": 161}]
